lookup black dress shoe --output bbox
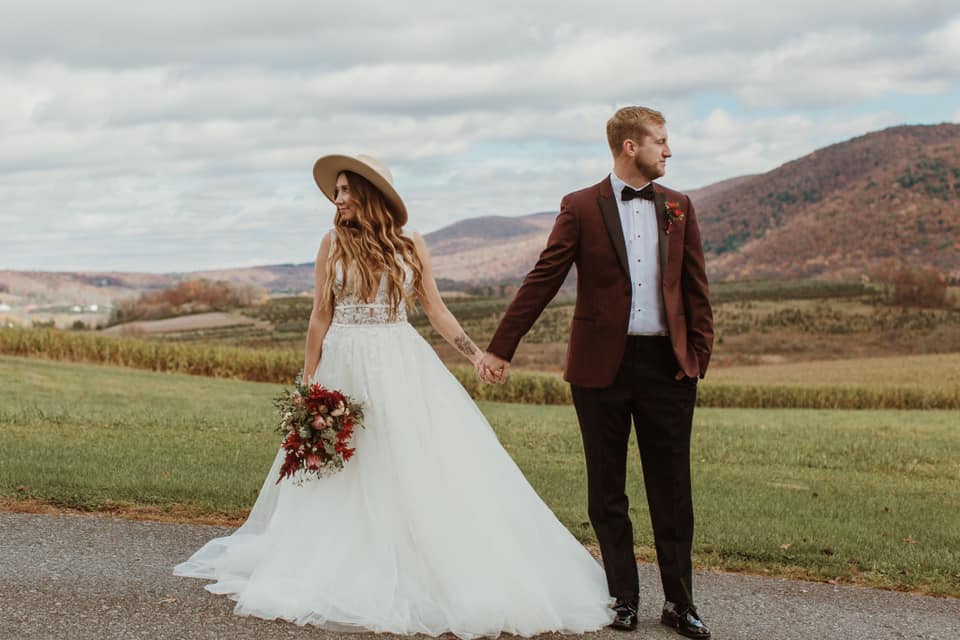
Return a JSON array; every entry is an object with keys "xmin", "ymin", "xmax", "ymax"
[
  {"xmin": 609, "ymin": 600, "xmax": 639, "ymax": 631},
  {"xmin": 661, "ymin": 601, "xmax": 711, "ymax": 638}
]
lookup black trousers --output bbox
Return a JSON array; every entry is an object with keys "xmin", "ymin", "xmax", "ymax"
[{"xmin": 570, "ymin": 335, "xmax": 697, "ymax": 607}]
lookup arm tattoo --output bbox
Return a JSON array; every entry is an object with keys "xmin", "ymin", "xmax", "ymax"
[{"xmin": 454, "ymin": 333, "xmax": 479, "ymax": 358}]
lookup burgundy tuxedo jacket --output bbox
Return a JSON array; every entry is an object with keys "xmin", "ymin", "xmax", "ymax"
[{"xmin": 487, "ymin": 177, "xmax": 714, "ymax": 388}]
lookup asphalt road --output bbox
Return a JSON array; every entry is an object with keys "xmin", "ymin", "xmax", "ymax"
[{"xmin": 0, "ymin": 512, "xmax": 957, "ymax": 640}]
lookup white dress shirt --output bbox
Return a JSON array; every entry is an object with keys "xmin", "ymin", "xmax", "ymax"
[{"xmin": 609, "ymin": 172, "xmax": 668, "ymax": 335}]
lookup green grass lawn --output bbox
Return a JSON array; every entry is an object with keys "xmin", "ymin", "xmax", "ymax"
[{"xmin": 1, "ymin": 355, "xmax": 957, "ymax": 596}]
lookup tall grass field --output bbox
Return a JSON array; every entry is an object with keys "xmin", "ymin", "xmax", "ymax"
[
  {"xmin": 1, "ymin": 355, "xmax": 957, "ymax": 596},
  {"xmin": 2, "ymin": 328, "xmax": 958, "ymax": 409}
]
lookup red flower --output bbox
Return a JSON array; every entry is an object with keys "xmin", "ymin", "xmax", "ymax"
[
  {"xmin": 664, "ymin": 201, "xmax": 685, "ymax": 235},
  {"xmin": 273, "ymin": 379, "xmax": 365, "ymax": 484}
]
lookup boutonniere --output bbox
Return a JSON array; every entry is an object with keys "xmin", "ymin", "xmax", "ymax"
[{"xmin": 664, "ymin": 200, "xmax": 685, "ymax": 235}]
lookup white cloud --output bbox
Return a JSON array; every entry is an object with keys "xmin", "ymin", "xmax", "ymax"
[
  {"xmin": 0, "ymin": 0, "xmax": 958, "ymax": 271},
  {"xmin": 924, "ymin": 17, "xmax": 960, "ymax": 59},
  {"xmin": 672, "ymin": 108, "xmax": 904, "ymax": 186}
]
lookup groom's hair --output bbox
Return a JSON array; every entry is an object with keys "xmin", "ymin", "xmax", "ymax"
[{"xmin": 606, "ymin": 106, "xmax": 666, "ymax": 156}]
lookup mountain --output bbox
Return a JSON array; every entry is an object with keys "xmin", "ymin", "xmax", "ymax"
[
  {"xmin": 423, "ymin": 212, "xmax": 558, "ymax": 284},
  {"xmin": 3, "ymin": 123, "xmax": 958, "ymax": 307},
  {"xmin": 694, "ymin": 123, "xmax": 960, "ymax": 280},
  {"xmin": 0, "ymin": 271, "xmax": 173, "ymax": 307},
  {"xmin": 426, "ymin": 124, "xmax": 960, "ymax": 283},
  {"xmin": 0, "ymin": 265, "xmax": 316, "ymax": 307}
]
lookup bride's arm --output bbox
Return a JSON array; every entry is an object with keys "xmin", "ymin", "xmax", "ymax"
[
  {"xmin": 303, "ymin": 232, "xmax": 334, "ymax": 381},
  {"xmin": 411, "ymin": 232, "xmax": 482, "ymax": 366}
]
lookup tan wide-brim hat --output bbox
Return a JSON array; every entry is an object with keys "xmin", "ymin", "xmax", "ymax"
[{"xmin": 312, "ymin": 153, "xmax": 408, "ymax": 227}]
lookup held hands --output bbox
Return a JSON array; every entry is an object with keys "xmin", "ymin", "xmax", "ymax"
[{"xmin": 475, "ymin": 352, "xmax": 510, "ymax": 385}]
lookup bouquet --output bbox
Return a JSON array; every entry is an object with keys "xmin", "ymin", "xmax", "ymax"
[{"xmin": 273, "ymin": 372, "xmax": 365, "ymax": 484}]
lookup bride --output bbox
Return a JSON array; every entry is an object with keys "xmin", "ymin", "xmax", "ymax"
[{"xmin": 173, "ymin": 154, "xmax": 615, "ymax": 638}]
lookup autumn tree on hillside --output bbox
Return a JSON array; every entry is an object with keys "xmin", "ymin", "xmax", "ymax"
[
  {"xmin": 871, "ymin": 263, "xmax": 949, "ymax": 308},
  {"xmin": 108, "ymin": 279, "xmax": 267, "ymax": 326}
]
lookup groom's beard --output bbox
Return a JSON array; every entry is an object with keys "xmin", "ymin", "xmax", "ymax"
[{"xmin": 634, "ymin": 155, "xmax": 665, "ymax": 180}]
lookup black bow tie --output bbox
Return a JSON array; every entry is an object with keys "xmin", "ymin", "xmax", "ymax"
[{"xmin": 621, "ymin": 184, "xmax": 655, "ymax": 202}]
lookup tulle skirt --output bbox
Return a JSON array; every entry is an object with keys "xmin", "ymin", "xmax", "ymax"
[{"xmin": 174, "ymin": 321, "xmax": 613, "ymax": 638}]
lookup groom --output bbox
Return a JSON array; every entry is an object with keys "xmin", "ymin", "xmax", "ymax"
[{"xmin": 479, "ymin": 106, "xmax": 713, "ymax": 638}]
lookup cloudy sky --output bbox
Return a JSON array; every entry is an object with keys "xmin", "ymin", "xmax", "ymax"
[{"xmin": 2, "ymin": 0, "xmax": 959, "ymax": 272}]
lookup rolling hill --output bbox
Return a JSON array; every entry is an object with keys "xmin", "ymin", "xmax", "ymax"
[
  {"xmin": 425, "ymin": 124, "xmax": 960, "ymax": 283},
  {"xmin": 695, "ymin": 123, "xmax": 960, "ymax": 280},
  {"xmin": 3, "ymin": 123, "xmax": 958, "ymax": 308}
]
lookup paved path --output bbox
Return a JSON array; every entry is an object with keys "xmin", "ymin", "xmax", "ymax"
[{"xmin": 0, "ymin": 512, "xmax": 956, "ymax": 640}]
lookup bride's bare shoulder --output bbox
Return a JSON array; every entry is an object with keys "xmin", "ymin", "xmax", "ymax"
[
  {"xmin": 408, "ymin": 230, "xmax": 428, "ymax": 253},
  {"xmin": 313, "ymin": 230, "xmax": 336, "ymax": 265}
]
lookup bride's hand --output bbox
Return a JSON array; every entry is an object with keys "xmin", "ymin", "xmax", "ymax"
[
  {"xmin": 477, "ymin": 352, "xmax": 509, "ymax": 385},
  {"xmin": 472, "ymin": 355, "xmax": 486, "ymax": 381}
]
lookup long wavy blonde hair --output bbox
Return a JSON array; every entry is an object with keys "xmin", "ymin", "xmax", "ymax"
[{"xmin": 318, "ymin": 170, "xmax": 425, "ymax": 318}]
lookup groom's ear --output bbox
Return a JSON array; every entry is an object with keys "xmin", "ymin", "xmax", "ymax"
[{"xmin": 621, "ymin": 136, "xmax": 646, "ymax": 158}]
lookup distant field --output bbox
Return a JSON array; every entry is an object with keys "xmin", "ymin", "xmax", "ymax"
[
  {"xmin": 255, "ymin": 281, "xmax": 960, "ymax": 369},
  {"xmin": 81, "ymin": 279, "xmax": 960, "ymax": 373},
  {"xmin": 4, "ymin": 277, "xmax": 958, "ymax": 409},
  {"xmin": 2, "ymin": 328, "xmax": 958, "ymax": 408},
  {"xmin": 708, "ymin": 353, "xmax": 960, "ymax": 389},
  {"xmin": 1, "ymin": 355, "xmax": 957, "ymax": 596},
  {"xmin": 100, "ymin": 311, "xmax": 267, "ymax": 336}
]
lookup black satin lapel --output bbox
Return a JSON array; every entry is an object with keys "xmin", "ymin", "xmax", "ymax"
[
  {"xmin": 654, "ymin": 190, "xmax": 669, "ymax": 277},
  {"xmin": 598, "ymin": 195, "xmax": 630, "ymax": 276}
]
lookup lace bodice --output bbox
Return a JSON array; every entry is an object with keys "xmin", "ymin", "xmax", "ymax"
[
  {"xmin": 331, "ymin": 238, "xmax": 413, "ymax": 325},
  {"xmin": 332, "ymin": 274, "xmax": 410, "ymax": 325}
]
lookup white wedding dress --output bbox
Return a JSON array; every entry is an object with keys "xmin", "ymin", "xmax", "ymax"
[{"xmin": 173, "ymin": 249, "xmax": 614, "ymax": 638}]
